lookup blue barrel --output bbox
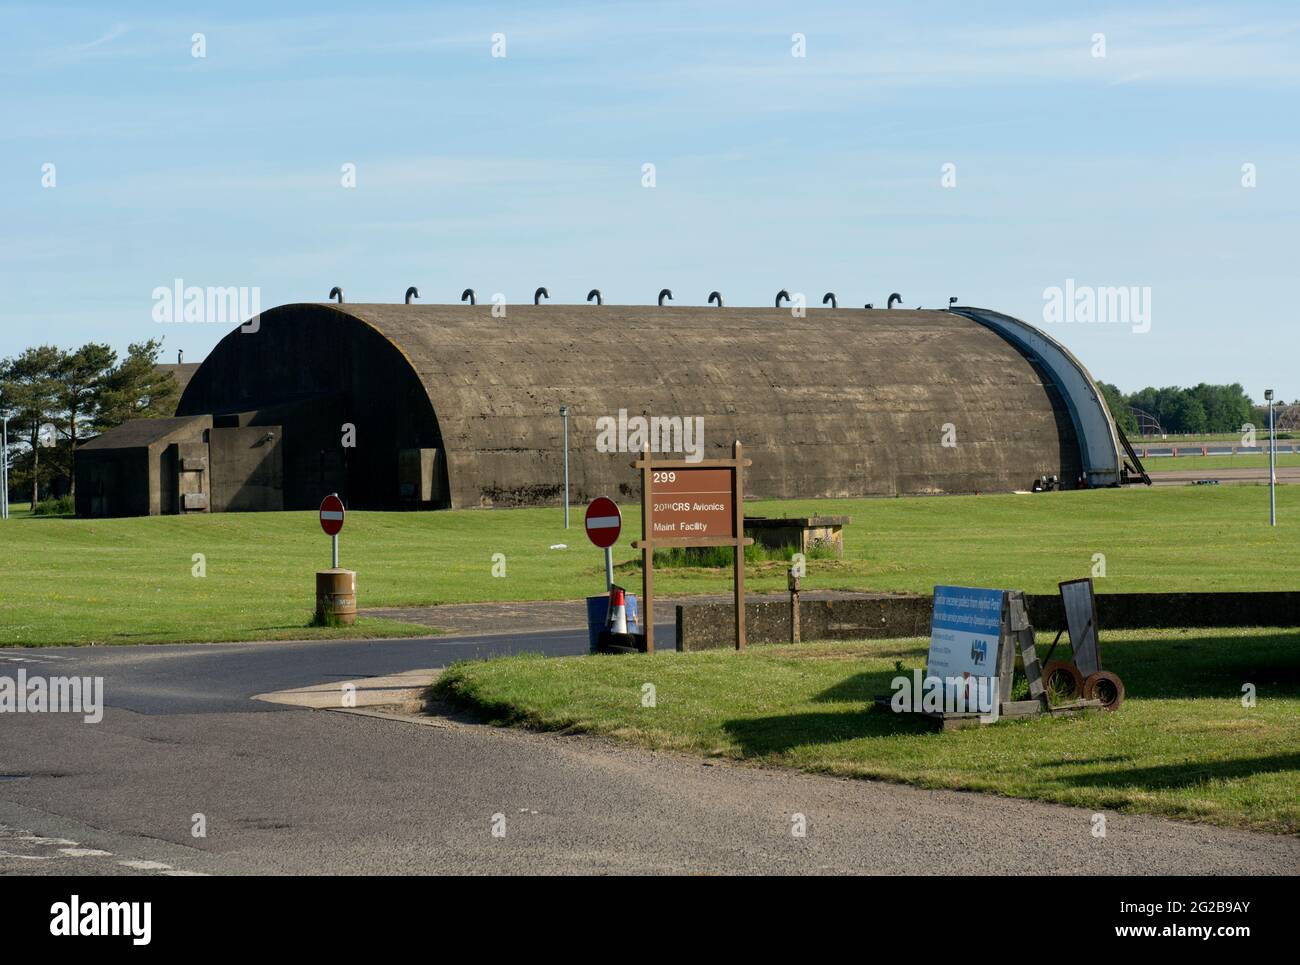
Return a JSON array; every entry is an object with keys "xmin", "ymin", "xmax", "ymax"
[{"xmin": 586, "ymin": 592, "xmax": 640, "ymax": 652}]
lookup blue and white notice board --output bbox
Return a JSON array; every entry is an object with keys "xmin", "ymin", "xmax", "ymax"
[{"xmin": 928, "ymin": 586, "xmax": 1005, "ymax": 683}]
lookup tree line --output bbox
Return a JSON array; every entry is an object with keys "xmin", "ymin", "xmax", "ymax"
[
  {"xmin": 0, "ymin": 340, "xmax": 177, "ymax": 505},
  {"xmin": 1096, "ymin": 382, "xmax": 1289, "ymax": 436}
]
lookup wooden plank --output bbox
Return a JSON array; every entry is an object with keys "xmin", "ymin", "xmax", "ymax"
[
  {"xmin": 996, "ymin": 594, "xmax": 1015, "ymax": 703},
  {"xmin": 632, "ymin": 536, "xmax": 753, "ymax": 549},
  {"xmin": 733, "ymin": 440, "xmax": 746, "ymax": 650},
  {"xmin": 641, "ymin": 444, "xmax": 654, "ymax": 654},
  {"xmin": 1060, "ymin": 578, "xmax": 1101, "ymax": 677},
  {"xmin": 999, "ymin": 700, "xmax": 1044, "ymax": 717},
  {"xmin": 1008, "ymin": 591, "xmax": 1047, "ymax": 704},
  {"xmin": 632, "ymin": 457, "xmax": 752, "ymax": 470}
]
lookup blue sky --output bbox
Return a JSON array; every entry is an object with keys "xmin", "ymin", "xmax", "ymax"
[{"xmin": 2, "ymin": 1, "xmax": 1297, "ymax": 400}]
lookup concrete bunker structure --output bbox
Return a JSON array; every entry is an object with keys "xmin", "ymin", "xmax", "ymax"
[{"xmin": 75, "ymin": 301, "xmax": 1142, "ymax": 516}]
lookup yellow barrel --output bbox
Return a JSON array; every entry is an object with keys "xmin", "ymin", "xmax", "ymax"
[{"xmin": 315, "ymin": 568, "xmax": 357, "ymax": 626}]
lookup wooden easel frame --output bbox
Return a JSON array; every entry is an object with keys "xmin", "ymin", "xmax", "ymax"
[
  {"xmin": 1001, "ymin": 590, "xmax": 1048, "ymax": 707},
  {"xmin": 631, "ymin": 440, "xmax": 753, "ymax": 652}
]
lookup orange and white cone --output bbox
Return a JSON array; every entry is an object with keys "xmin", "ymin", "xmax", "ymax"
[{"xmin": 606, "ymin": 585, "xmax": 628, "ymax": 635}]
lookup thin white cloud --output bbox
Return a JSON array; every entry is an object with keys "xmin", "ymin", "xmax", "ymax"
[{"xmin": 73, "ymin": 23, "xmax": 128, "ymax": 51}]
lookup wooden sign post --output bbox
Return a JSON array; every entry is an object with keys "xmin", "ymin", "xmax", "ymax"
[{"xmin": 632, "ymin": 440, "xmax": 752, "ymax": 652}]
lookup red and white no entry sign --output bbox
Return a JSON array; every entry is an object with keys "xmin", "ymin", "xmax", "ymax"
[
  {"xmin": 319, "ymin": 493, "xmax": 345, "ymax": 536},
  {"xmin": 584, "ymin": 497, "xmax": 621, "ymax": 548}
]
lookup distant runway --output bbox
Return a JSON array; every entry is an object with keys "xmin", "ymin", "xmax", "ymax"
[{"xmin": 1148, "ymin": 466, "xmax": 1300, "ymax": 486}]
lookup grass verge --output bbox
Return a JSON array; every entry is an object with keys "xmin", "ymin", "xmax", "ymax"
[
  {"xmin": 2, "ymin": 485, "xmax": 1296, "ymax": 645},
  {"xmin": 433, "ymin": 627, "xmax": 1300, "ymax": 833},
  {"xmin": 1144, "ymin": 453, "xmax": 1300, "ymax": 472}
]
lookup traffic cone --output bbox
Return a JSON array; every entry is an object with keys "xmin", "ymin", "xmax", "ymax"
[{"xmin": 606, "ymin": 585, "xmax": 628, "ymax": 635}]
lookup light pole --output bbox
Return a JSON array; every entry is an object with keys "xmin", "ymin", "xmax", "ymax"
[
  {"xmin": 559, "ymin": 405, "xmax": 570, "ymax": 528},
  {"xmin": 1, "ymin": 416, "xmax": 8, "ymax": 521},
  {"xmin": 1265, "ymin": 389, "xmax": 1276, "ymax": 527}
]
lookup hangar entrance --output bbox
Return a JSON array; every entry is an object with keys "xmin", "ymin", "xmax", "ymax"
[{"xmin": 398, "ymin": 448, "xmax": 448, "ymax": 508}]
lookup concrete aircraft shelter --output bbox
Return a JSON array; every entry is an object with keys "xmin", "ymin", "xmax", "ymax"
[{"xmin": 75, "ymin": 300, "xmax": 1144, "ymax": 516}]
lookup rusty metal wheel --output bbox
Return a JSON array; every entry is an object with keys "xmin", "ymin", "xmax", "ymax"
[
  {"xmin": 1083, "ymin": 671, "xmax": 1125, "ymax": 711},
  {"xmin": 1042, "ymin": 660, "xmax": 1084, "ymax": 702}
]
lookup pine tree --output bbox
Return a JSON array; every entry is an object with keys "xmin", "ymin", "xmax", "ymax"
[{"xmin": 95, "ymin": 339, "xmax": 177, "ymax": 431}]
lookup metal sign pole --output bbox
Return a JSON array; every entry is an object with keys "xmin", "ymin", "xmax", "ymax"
[
  {"xmin": 1269, "ymin": 396, "xmax": 1277, "ymax": 527},
  {"xmin": 1, "ymin": 417, "xmax": 8, "ymax": 520},
  {"xmin": 332, "ymin": 533, "xmax": 339, "ymax": 569},
  {"xmin": 604, "ymin": 545, "xmax": 614, "ymax": 590},
  {"xmin": 560, "ymin": 405, "xmax": 570, "ymax": 529}
]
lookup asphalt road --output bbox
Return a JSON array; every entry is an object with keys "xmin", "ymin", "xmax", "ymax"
[
  {"xmin": 2, "ymin": 628, "xmax": 1298, "ymax": 875},
  {"xmin": 0, "ymin": 627, "xmax": 596, "ymax": 716}
]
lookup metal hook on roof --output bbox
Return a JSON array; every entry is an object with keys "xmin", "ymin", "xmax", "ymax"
[
  {"xmin": 329, "ymin": 287, "xmax": 344, "ymax": 304},
  {"xmin": 775, "ymin": 289, "xmax": 790, "ymax": 308},
  {"xmin": 708, "ymin": 291, "xmax": 723, "ymax": 307},
  {"xmin": 405, "ymin": 287, "xmax": 419, "ymax": 304},
  {"xmin": 887, "ymin": 292, "xmax": 902, "ymax": 309},
  {"xmin": 461, "ymin": 288, "xmax": 476, "ymax": 305},
  {"xmin": 822, "ymin": 292, "xmax": 837, "ymax": 309},
  {"xmin": 587, "ymin": 289, "xmax": 602, "ymax": 306},
  {"xmin": 658, "ymin": 288, "xmax": 673, "ymax": 306},
  {"xmin": 534, "ymin": 287, "xmax": 549, "ymax": 305}
]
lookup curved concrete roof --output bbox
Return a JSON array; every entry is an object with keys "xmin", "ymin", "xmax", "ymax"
[
  {"xmin": 179, "ymin": 302, "xmax": 1100, "ymax": 508},
  {"xmin": 950, "ymin": 307, "xmax": 1125, "ymax": 486}
]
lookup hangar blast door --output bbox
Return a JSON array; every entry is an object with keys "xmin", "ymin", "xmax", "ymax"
[{"xmin": 398, "ymin": 448, "xmax": 447, "ymax": 507}]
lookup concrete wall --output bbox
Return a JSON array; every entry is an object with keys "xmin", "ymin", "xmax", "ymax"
[
  {"xmin": 678, "ymin": 595, "xmax": 932, "ymax": 650},
  {"xmin": 75, "ymin": 448, "xmax": 150, "ymax": 518},
  {"xmin": 209, "ymin": 425, "xmax": 284, "ymax": 513},
  {"xmin": 178, "ymin": 302, "xmax": 1100, "ymax": 510},
  {"xmin": 75, "ymin": 415, "xmax": 212, "ymax": 517},
  {"xmin": 677, "ymin": 592, "xmax": 1300, "ymax": 650}
]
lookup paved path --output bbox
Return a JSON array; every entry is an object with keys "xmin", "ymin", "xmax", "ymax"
[{"xmin": 2, "ymin": 632, "xmax": 1297, "ymax": 875}]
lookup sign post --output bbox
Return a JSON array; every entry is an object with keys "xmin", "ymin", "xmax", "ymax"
[
  {"xmin": 584, "ymin": 497, "xmax": 621, "ymax": 590},
  {"xmin": 632, "ymin": 440, "xmax": 752, "ymax": 652},
  {"xmin": 1266, "ymin": 388, "xmax": 1277, "ymax": 527},
  {"xmin": 928, "ymin": 585, "xmax": 1006, "ymax": 711},
  {"xmin": 320, "ymin": 493, "xmax": 345, "ymax": 566},
  {"xmin": 560, "ymin": 405, "xmax": 571, "ymax": 529},
  {"xmin": 0, "ymin": 416, "xmax": 8, "ymax": 521},
  {"xmin": 315, "ymin": 493, "xmax": 356, "ymax": 626}
]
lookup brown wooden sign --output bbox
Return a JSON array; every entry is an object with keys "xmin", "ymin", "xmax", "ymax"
[
  {"xmin": 632, "ymin": 441, "xmax": 752, "ymax": 652},
  {"xmin": 649, "ymin": 467, "xmax": 734, "ymax": 542}
]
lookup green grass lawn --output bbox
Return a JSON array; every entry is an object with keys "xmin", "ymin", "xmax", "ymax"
[
  {"xmin": 1144, "ymin": 453, "xmax": 1300, "ymax": 472},
  {"xmin": 1, "ymin": 484, "xmax": 1296, "ymax": 646},
  {"xmin": 434, "ymin": 627, "xmax": 1300, "ymax": 833}
]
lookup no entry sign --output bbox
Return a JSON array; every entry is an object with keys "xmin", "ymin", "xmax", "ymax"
[
  {"xmin": 585, "ymin": 497, "xmax": 621, "ymax": 548},
  {"xmin": 319, "ymin": 493, "xmax": 345, "ymax": 536}
]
